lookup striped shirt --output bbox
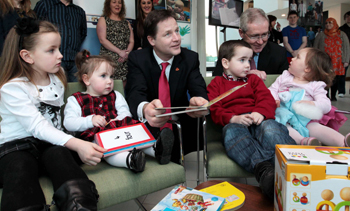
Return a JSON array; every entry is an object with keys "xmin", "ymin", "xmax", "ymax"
[{"xmin": 34, "ymin": 0, "xmax": 87, "ymax": 62}]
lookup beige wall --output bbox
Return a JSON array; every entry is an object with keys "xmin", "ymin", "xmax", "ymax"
[{"xmin": 31, "ymin": 0, "xmax": 39, "ymax": 9}]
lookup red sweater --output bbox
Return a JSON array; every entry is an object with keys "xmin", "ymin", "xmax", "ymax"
[{"xmin": 207, "ymin": 74, "xmax": 276, "ymax": 126}]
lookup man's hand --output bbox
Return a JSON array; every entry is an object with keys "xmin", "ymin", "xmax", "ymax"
[
  {"xmin": 249, "ymin": 69, "xmax": 267, "ymax": 81},
  {"xmin": 143, "ymin": 99, "xmax": 170, "ymax": 128},
  {"xmin": 230, "ymin": 114, "xmax": 253, "ymax": 127},
  {"xmin": 187, "ymin": 97, "xmax": 209, "ymax": 118},
  {"xmin": 250, "ymin": 112, "xmax": 264, "ymax": 125},
  {"xmin": 92, "ymin": 115, "xmax": 107, "ymax": 127},
  {"xmin": 344, "ymin": 62, "xmax": 349, "ymax": 68}
]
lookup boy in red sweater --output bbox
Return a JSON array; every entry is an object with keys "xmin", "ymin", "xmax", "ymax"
[{"xmin": 207, "ymin": 40, "xmax": 295, "ymax": 200}]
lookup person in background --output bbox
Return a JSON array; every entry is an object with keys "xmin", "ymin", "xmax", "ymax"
[
  {"xmin": 315, "ymin": 0, "xmax": 323, "ymax": 24},
  {"xmin": 282, "ymin": 10, "xmax": 307, "ymax": 64},
  {"xmin": 0, "ymin": 0, "xmax": 35, "ymax": 57},
  {"xmin": 268, "ymin": 15, "xmax": 283, "ymax": 44},
  {"xmin": 207, "ymin": 40, "xmax": 295, "ymax": 200},
  {"xmin": 0, "ymin": 18, "xmax": 104, "ymax": 211},
  {"xmin": 298, "ymin": 0, "xmax": 306, "ymax": 23},
  {"xmin": 314, "ymin": 18, "xmax": 350, "ymax": 101},
  {"xmin": 133, "ymin": 0, "xmax": 154, "ymax": 50},
  {"xmin": 34, "ymin": 0, "xmax": 87, "ymax": 82},
  {"xmin": 290, "ymin": 0, "xmax": 297, "ymax": 12},
  {"xmin": 97, "ymin": 0, "xmax": 134, "ymax": 86},
  {"xmin": 339, "ymin": 11, "xmax": 350, "ymax": 96},
  {"xmin": 125, "ymin": 10, "xmax": 208, "ymax": 164},
  {"xmin": 315, "ymin": 27, "xmax": 322, "ymax": 37},
  {"xmin": 307, "ymin": 26, "xmax": 315, "ymax": 47},
  {"xmin": 214, "ymin": 8, "xmax": 289, "ymax": 78}
]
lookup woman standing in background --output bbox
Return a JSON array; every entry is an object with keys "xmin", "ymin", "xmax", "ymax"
[
  {"xmin": 314, "ymin": 18, "xmax": 350, "ymax": 101},
  {"xmin": 97, "ymin": 0, "xmax": 134, "ymax": 85},
  {"xmin": 0, "ymin": 0, "xmax": 35, "ymax": 56},
  {"xmin": 133, "ymin": 0, "xmax": 153, "ymax": 50}
]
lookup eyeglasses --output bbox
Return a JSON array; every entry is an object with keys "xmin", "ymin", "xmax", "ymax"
[
  {"xmin": 244, "ymin": 32, "xmax": 270, "ymax": 40},
  {"xmin": 325, "ymin": 21, "xmax": 333, "ymax": 24}
]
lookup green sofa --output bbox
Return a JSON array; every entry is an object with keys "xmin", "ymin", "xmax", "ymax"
[
  {"xmin": 0, "ymin": 80, "xmax": 186, "ymax": 210},
  {"xmin": 203, "ymin": 75, "xmax": 280, "ymax": 180},
  {"xmin": 0, "ymin": 75, "xmax": 280, "ymax": 210}
]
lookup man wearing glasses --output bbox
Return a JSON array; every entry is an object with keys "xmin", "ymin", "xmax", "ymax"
[{"xmin": 213, "ymin": 8, "xmax": 288, "ymax": 79}]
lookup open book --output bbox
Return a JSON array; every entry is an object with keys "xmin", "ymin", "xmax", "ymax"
[{"xmin": 155, "ymin": 83, "xmax": 247, "ymax": 117}]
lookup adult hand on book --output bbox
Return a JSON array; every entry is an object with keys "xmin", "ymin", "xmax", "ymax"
[
  {"xmin": 187, "ymin": 97, "xmax": 209, "ymax": 118},
  {"xmin": 143, "ymin": 99, "xmax": 170, "ymax": 128}
]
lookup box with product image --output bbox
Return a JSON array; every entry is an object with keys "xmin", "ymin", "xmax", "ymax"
[{"xmin": 274, "ymin": 145, "xmax": 350, "ymax": 211}]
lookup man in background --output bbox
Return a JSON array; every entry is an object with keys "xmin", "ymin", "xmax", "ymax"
[
  {"xmin": 34, "ymin": 0, "xmax": 87, "ymax": 82},
  {"xmin": 213, "ymin": 8, "xmax": 289, "ymax": 79}
]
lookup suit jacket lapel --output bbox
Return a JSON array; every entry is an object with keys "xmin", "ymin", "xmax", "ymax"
[
  {"xmin": 169, "ymin": 53, "xmax": 182, "ymax": 101},
  {"xmin": 149, "ymin": 49, "xmax": 162, "ymax": 97},
  {"xmin": 258, "ymin": 42, "xmax": 271, "ymax": 71}
]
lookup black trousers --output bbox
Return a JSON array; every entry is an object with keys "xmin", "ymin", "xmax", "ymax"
[{"xmin": 0, "ymin": 140, "xmax": 87, "ymax": 211}]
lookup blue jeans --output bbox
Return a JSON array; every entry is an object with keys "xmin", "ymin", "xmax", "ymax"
[{"xmin": 223, "ymin": 120, "xmax": 296, "ymax": 173}]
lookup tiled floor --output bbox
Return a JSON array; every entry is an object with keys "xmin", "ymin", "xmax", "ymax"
[{"xmin": 102, "ymin": 82, "xmax": 350, "ymax": 211}]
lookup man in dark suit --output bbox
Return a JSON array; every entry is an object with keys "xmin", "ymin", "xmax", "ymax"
[
  {"xmin": 213, "ymin": 8, "xmax": 288, "ymax": 78},
  {"xmin": 125, "ymin": 10, "xmax": 208, "ymax": 163}
]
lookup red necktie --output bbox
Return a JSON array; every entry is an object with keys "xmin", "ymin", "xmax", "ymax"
[
  {"xmin": 250, "ymin": 57, "xmax": 256, "ymax": 70},
  {"xmin": 158, "ymin": 62, "xmax": 172, "ymax": 130}
]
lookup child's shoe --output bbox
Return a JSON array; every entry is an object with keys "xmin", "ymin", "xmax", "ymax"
[
  {"xmin": 300, "ymin": 137, "xmax": 321, "ymax": 146},
  {"xmin": 127, "ymin": 148, "xmax": 146, "ymax": 173},
  {"xmin": 344, "ymin": 133, "xmax": 350, "ymax": 147},
  {"xmin": 154, "ymin": 128, "xmax": 174, "ymax": 165}
]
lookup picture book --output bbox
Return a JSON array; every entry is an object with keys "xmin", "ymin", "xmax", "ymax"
[
  {"xmin": 94, "ymin": 123, "xmax": 156, "ymax": 157},
  {"xmin": 200, "ymin": 182, "xmax": 245, "ymax": 211},
  {"xmin": 155, "ymin": 83, "xmax": 248, "ymax": 117},
  {"xmin": 151, "ymin": 185, "xmax": 225, "ymax": 211}
]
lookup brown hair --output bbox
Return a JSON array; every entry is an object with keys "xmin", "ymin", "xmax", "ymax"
[
  {"xmin": 216, "ymin": 40, "xmax": 252, "ymax": 72},
  {"xmin": 304, "ymin": 48, "xmax": 335, "ymax": 88},
  {"xmin": 136, "ymin": 0, "xmax": 154, "ymax": 39},
  {"xmin": 75, "ymin": 49, "xmax": 117, "ymax": 89},
  {"xmin": 0, "ymin": 0, "xmax": 35, "ymax": 17},
  {"xmin": 102, "ymin": 0, "xmax": 126, "ymax": 20},
  {"xmin": 0, "ymin": 21, "xmax": 67, "ymax": 89},
  {"xmin": 144, "ymin": 9, "xmax": 176, "ymax": 39}
]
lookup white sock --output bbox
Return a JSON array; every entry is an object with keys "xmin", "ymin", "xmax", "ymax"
[
  {"xmin": 104, "ymin": 151, "xmax": 130, "ymax": 168},
  {"xmin": 142, "ymin": 146, "xmax": 155, "ymax": 157}
]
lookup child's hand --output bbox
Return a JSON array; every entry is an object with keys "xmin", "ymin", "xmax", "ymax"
[
  {"xmin": 230, "ymin": 114, "xmax": 253, "ymax": 126},
  {"xmin": 276, "ymin": 100, "xmax": 280, "ymax": 107},
  {"xmin": 65, "ymin": 138, "xmax": 107, "ymax": 166},
  {"xmin": 296, "ymin": 100, "xmax": 315, "ymax": 106},
  {"xmin": 250, "ymin": 112, "xmax": 264, "ymax": 125},
  {"xmin": 92, "ymin": 115, "xmax": 107, "ymax": 127}
]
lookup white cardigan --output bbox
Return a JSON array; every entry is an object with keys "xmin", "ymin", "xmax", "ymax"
[{"xmin": 0, "ymin": 74, "xmax": 72, "ymax": 146}]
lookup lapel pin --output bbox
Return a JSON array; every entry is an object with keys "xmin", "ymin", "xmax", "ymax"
[{"xmin": 175, "ymin": 67, "xmax": 180, "ymax": 71}]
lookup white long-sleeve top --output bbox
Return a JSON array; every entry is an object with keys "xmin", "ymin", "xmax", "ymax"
[
  {"xmin": 0, "ymin": 74, "xmax": 73, "ymax": 145},
  {"xmin": 269, "ymin": 70, "xmax": 332, "ymax": 114},
  {"xmin": 64, "ymin": 91, "xmax": 132, "ymax": 132}
]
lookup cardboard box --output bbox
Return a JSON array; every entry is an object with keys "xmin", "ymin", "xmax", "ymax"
[{"xmin": 274, "ymin": 145, "xmax": 350, "ymax": 211}]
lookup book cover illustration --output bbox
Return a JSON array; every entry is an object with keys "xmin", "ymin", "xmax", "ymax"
[
  {"xmin": 94, "ymin": 123, "xmax": 156, "ymax": 157},
  {"xmin": 151, "ymin": 185, "xmax": 225, "ymax": 211},
  {"xmin": 200, "ymin": 182, "xmax": 245, "ymax": 211}
]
